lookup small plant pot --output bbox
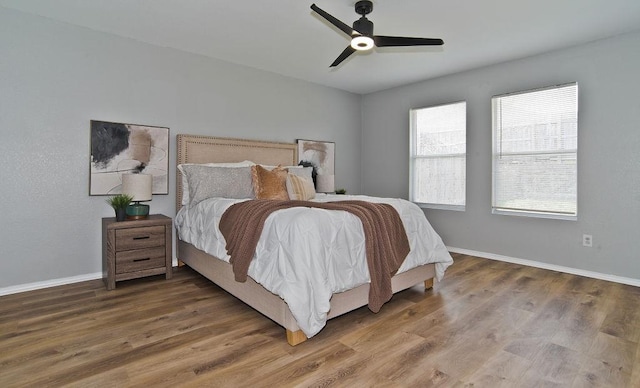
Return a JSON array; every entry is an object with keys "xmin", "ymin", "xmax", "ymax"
[{"xmin": 115, "ymin": 208, "xmax": 127, "ymax": 222}]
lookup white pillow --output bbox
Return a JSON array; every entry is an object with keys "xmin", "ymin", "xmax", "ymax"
[
  {"xmin": 288, "ymin": 166, "xmax": 314, "ymax": 181},
  {"xmin": 178, "ymin": 161, "xmax": 254, "ymax": 205},
  {"xmin": 262, "ymin": 165, "xmax": 313, "ymax": 181}
]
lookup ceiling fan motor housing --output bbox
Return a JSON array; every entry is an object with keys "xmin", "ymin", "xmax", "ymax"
[{"xmin": 353, "ymin": 17, "xmax": 373, "ymax": 36}]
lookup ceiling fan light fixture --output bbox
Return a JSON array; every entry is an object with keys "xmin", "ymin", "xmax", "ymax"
[
  {"xmin": 351, "ymin": 35, "xmax": 374, "ymax": 51},
  {"xmin": 310, "ymin": 2, "xmax": 443, "ymax": 67}
]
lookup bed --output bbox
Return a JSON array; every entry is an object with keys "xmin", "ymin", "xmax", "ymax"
[{"xmin": 175, "ymin": 134, "xmax": 453, "ymax": 346}]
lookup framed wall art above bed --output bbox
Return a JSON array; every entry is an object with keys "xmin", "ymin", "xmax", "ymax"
[
  {"xmin": 297, "ymin": 139, "xmax": 335, "ymax": 192},
  {"xmin": 90, "ymin": 120, "xmax": 169, "ymax": 196}
]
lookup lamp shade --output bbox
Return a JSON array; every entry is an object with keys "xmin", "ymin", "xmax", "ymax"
[
  {"xmin": 122, "ymin": 173, "xmax": 152, "ymax": 201},
  {"xmin": 316, "ymin": 174, "xmax": 335, "ymax": 193}
]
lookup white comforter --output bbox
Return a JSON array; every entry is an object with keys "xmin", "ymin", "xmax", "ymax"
[{"xmin": 175, "ymin": 194, "xmax": 453, "ymax": 337}]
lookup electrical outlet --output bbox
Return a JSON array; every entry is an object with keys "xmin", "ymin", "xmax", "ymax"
[{"xmin": 582, "ymin": 234, "xmax": 593, "ymax": 247}]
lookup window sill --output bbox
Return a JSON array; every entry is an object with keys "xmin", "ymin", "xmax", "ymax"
[
  {"xmin": 414, "ymin": 203, "xmax": 465, "ymax": 212},
  {"xmin": 492, "ymin": 208, "xmax": 577, "ymax": 221}
]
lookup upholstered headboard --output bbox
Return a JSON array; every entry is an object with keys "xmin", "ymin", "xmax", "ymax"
[{"xmin": 176, "ymin": 135, "xmax": 297, "ymax": 212}]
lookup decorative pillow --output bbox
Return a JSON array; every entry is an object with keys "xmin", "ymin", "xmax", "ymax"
[
  {"xmin": 181, "ymin": 165, "xmax": 254, "ymax": 206},
  {"xmin": 251, "ymin": 165, "xmax": 289, "ymax": 200},
  {"xmin": 286, "ymin": 174, "xmax": 316, "ymax": 200},
  {"xmin": 178, "ymin": 161, "xmax": 254, "ymax": 205}
]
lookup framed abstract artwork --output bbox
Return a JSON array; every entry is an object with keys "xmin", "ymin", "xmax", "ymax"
[
  {"xmin": 90, "ymin": 120, "xmax": 169, "ymax": 195},
  {"xmin": 297, "ymin": 139, "xmax": 335, "ymax": 192}
]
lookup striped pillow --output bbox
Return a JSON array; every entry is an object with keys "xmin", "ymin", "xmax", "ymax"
[{"xmin": 286, "ymin": 174, "xmax": 316, "ymax": 200}]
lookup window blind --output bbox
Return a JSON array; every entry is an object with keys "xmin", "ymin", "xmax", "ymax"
[
  {"xmin": 410, "ymin": 101, "xmax": 466, "ymax": 209},
  {"xmin": 492, "ymin": 83, "xmax": 578, "ymax": 218}
]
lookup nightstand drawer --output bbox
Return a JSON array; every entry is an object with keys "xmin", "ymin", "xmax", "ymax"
[
  {"xmin": 116, "ymin": 226, "xmax": 165, "ymax": 251},
  {"xmin": 115, "ymin": 246, "xmax": 166, "ymax": 273}
]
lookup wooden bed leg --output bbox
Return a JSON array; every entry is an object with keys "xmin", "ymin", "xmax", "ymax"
[
  {"xmin": 424, "ymin": 278, "xmax": 434, "ymax": 291},
  {"xmin": 286, "ymin": 329, "xmax": 307, "ymax": 346}
]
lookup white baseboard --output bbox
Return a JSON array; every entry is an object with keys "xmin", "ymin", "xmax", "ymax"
[
  {"xmin": 0, "ymin": 272, "xmax": 103, "ymax": 296},
  {"xmin": 3, "ymin": 250, "xmax": 638, "ymax": 296},
  {"xmin": 448, "ymin": 246, "xmax": 640, "ymax": 287}
]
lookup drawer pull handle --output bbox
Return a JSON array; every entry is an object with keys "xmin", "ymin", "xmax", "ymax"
[
  {"xmin": 133, "ymin": 236, "xmax": 150, "ymax": 240},
  {"xmin": 133, "ymin": 258, "xmax": 151, "ymax": 262}
]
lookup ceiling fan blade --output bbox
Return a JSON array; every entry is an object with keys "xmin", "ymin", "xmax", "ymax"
[
  {"xmin": 374, "ymin": 35, "xmax": 444, "ymax": 47},
  {"xmin": 311, "ymin": 4, "xmax": 356, "ymax": 37},
  {"xmin": 330, "ymin": 46, "xmax": 356, "ymax": 67}
]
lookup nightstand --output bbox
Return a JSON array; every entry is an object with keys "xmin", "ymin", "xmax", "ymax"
[{"xmin": 102, "ymin": 214, "xmax": 173, "ymax": 290}]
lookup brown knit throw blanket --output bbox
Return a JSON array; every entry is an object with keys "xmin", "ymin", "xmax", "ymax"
[{"xmin": 219, "ymin": 200, "xmax": 410, "ymax": 313}]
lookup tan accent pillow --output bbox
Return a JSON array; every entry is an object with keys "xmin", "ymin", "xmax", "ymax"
[
  {"xmin": 286, "ymin": 174, "xmax": 316, "ymax": 200},
  {"xmin": 251, "ymin": 165, "xmax": 289, "ymax": 200}
]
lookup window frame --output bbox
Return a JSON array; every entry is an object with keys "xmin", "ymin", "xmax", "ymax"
[
  {"xmin": 491, "ymin": 82, "xmax": 578, "ymax": 221},
  {"xmin": 409, "ymin": 100, "xmax": 467, "ymax": 211}
]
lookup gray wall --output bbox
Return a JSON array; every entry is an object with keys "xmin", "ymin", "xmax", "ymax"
[
  {"xmin": 0, "ymin": 8, "xmax": 361, "ymax": 290},
  {"xmin": 362, "ymin": 31, "xmax": 640, "ymax": 281},
  {"xmin": 2, "ymin": 5, "xmax": 638, "ymax": 291}
]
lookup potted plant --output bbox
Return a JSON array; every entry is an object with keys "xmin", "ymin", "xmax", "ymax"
[{"xmin": 106, "ymin": 194, "xmax": 133, "ymax": 222}]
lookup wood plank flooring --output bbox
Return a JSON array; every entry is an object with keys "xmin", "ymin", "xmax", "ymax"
[{"xmin": 1, "ymin": 253, "xmax": 639, "ymax": 387}]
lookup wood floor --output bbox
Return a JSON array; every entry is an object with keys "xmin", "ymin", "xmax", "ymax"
[{"xmin": 1, "ymin": 253, "xmax": 639, "ymax": 387}]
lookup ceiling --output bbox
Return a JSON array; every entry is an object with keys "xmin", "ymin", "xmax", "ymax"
[{"xmin": 2, "ymin": 0, "xmax": 640, "ymax": 94}]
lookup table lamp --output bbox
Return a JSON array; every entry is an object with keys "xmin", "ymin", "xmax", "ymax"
[{"xmin": 122, "ymin": 173, "xmax": 152, "ymax": 220}]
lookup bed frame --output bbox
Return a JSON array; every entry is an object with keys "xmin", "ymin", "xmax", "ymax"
[{"xmin": 176, "ymin": 134, "xmax": 435, "ymax": 345}]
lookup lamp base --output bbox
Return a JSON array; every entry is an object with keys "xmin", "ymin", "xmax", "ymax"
[{"xmin": 126, "ymin": 202, "xmax": 149, "ymax": 220}]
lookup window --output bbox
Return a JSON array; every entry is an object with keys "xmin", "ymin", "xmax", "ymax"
[
  {"xmin": 410, "ymin": 101, "xmax": 466, "ymax": 210},
  {"xmin": 492, "ymin": 83, "xmax": 578, "ymax": 219}
]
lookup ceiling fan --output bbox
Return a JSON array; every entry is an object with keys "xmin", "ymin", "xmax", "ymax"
[{"xmin": 311, "ymin": 1, "xmax": 444, "ymax": 67}]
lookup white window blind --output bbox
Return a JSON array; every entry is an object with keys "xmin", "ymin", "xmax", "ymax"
[
  {"xmin": 410, "ymin": 101, "xmax": 466, "ymax": 210},
  {"xmin": 492, "ymin": 83, "xmax": 578, "ymax": 219}
]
